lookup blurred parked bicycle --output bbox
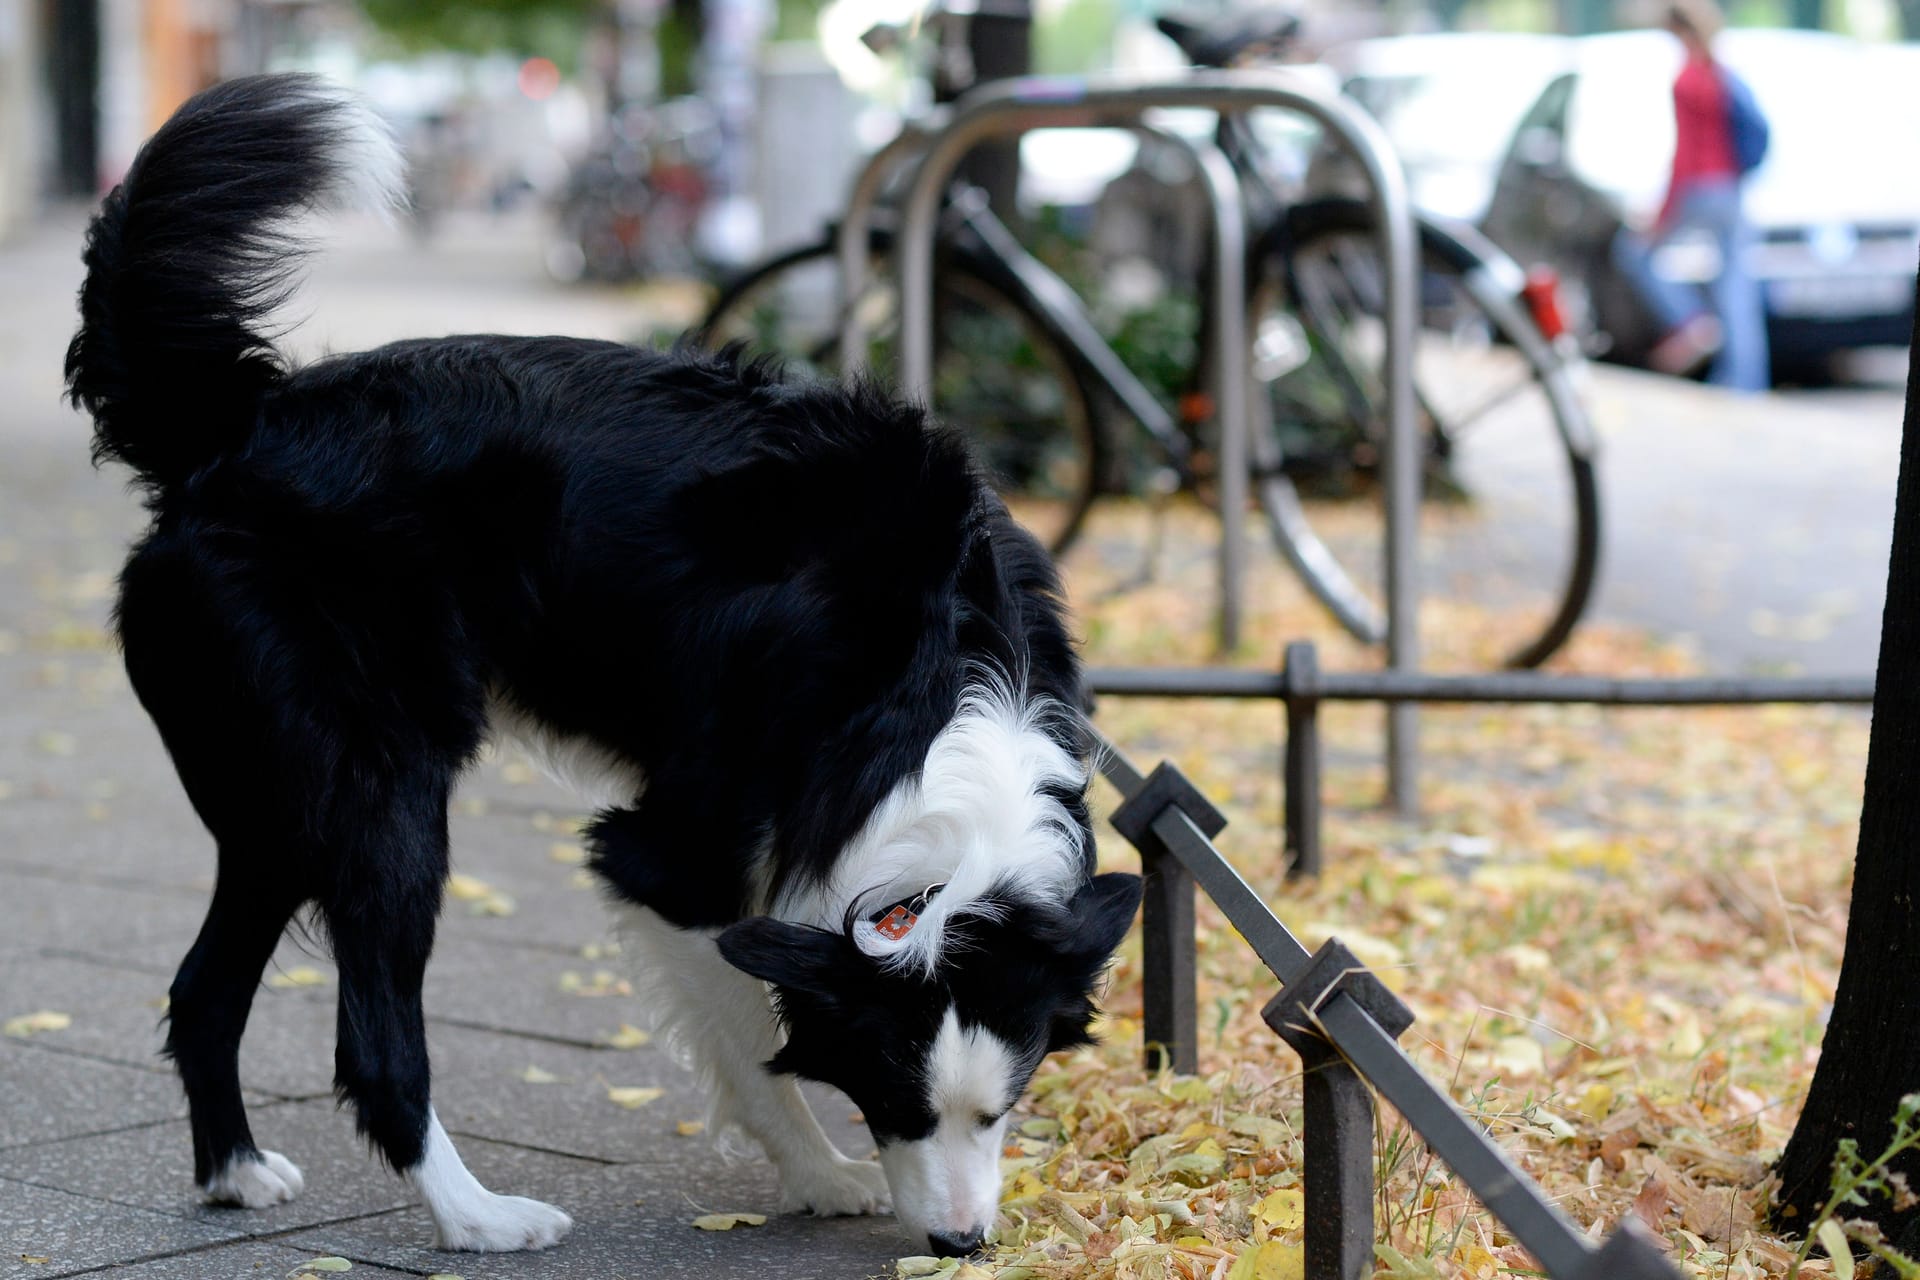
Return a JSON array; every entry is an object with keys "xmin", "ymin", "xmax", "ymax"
[
  {"xmin": 699, "ymin": 3, "xmax": 1599, "ymax": 668},
  {"xmin": 549, "ymin": 98, "xmax": 718, "ymax": 283}
]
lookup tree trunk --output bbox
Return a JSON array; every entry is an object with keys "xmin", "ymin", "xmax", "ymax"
[{"xmin": 1772, "ymin": 274, "xmax": 1920, "ymax": 1236}]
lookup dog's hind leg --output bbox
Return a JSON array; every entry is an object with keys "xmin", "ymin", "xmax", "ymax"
[
  {"xmin": 614, "ymin": 906, "xmax": 891, "ymax": 1218},
  {"xmin": 319, "ymin": 771, "xmax": 572, "ymax": 1252},
  {"xmin": 168, "ymin": 862, "xmax": 308, "ymax": 1206}
]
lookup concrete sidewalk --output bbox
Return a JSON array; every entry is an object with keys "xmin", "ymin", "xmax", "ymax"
[{"xmin": 0, "ymin": 211, "xmax": 899, "ymax": 1280}]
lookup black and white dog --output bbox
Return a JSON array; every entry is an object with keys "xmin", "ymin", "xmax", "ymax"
[{"xmin": 66, "ymin": 75, "xmax": 1140, "ymax": 1257}]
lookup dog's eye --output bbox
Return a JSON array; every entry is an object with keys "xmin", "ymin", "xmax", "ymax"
[{"xmin": 973, "ymin": 1111, "xmax": 1001, "ymax": 1131}]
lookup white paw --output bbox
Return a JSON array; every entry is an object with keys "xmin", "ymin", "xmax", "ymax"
[
  {"xmin": 780, "ymin": 1157, "xmax": 892, "ymax": 1217},
  {"xmin": 430, "ymin": 1193, "xmax": 574, "ymax": 1252},
  {"xmin": 203, "ymin": 1149, "xmax": 305, "ymax": 1208}
]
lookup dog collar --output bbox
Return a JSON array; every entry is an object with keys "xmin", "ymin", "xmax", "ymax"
[{"xmin": 871, "ymin": 882, "xmax": 946, "ymax": 941}]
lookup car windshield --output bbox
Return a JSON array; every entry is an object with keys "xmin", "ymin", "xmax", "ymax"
[{"xmin": 1564, "ymin": 29, "xmax": 1920, "ymax": 225}]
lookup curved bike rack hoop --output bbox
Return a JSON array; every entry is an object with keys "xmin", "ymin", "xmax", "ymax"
[{"xmin": 857, "ymin": 70, "xmax": 1425, "ymax": 810}]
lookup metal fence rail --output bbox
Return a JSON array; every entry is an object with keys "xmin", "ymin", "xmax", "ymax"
[
  {"xmin": 1093, "ymin": 729, "xmax": 1679, "ymax": 1280},
  {"xmin": 1090, "ymin": 640, "xmax": 1875, "ymax": 875}
]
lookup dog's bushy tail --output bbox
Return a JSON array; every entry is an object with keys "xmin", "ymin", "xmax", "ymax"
[{"xmin": 64, "ymin": 73, "xmax": 403, "ymax": 488}]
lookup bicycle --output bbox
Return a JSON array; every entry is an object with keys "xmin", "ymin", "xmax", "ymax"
[{"xmin": 697, "ymin": 5, "xmax": 1600, "ymax": 669}]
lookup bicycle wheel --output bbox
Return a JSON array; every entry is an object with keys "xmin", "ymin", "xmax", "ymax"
[
  {"xmin": 699, "ymin": 231, "xmax": 1103, "ymax": 557},
  {"xmin": 1248, "ymin": 198, "xmax": 1601, "ymax": 669}
]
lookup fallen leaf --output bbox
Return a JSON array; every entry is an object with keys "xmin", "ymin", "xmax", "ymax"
[
  {"xmin": 292, "ymin": 1259, "xmax": 352, "ymax": 1274},
  {"xmin": 548, "ymin": 842, "xmax": 586, "ymax": 865},
  {"xmin": 676, "ymin": 1120, "xmax": 706, "ymax": 1136},
  {"xmin": 517, "ymin": 1066, "xmax": 559, "ymax": 1084},
  {"xmin": 1256, "ymin": 1187, "xmax": 1305, "ymax": 1231},
  {"xmin": 690, "ymin": 1212, "xmax": 766, "ymax": 1231},
  {"xmin": 895, "ymin": 1258, "xmax": 945, "ymax": 1277},
  {"xmin": 446, "ymin": 874, "xmax": 515, "ymax": 917},
  {"xmin": 606, "ymin": 1024, "xmax": 651, "ymax": 1049},
  {"xmin": 607, "ymin": 1086, "xmax": 664, "ymax": 1109},
  {"xmin": 1227, "ymin": 1240, "xmax": 1305, "ymax": 1280},
  {"xmin": 265, "ymin": 966, "xmax": 330, "ymax": 990},
  {"xmin": 20, "ymin": 1256, "xmax": 51, "ymax": 1266},
  {"xmin": 1632, "ymin": 1175, "xmax": 1673, "ymax": 1231},
  {"xmin": 1816, "ymin": 1219, "xmax": 1852, "ymax": 1269},
  {"xmin": 34, "ymin": 730, "xmax": 76, "ymax": 757},
  {"xmin": 3, "ymin": 1011, "xmax": 71, "ymax": 1038}
]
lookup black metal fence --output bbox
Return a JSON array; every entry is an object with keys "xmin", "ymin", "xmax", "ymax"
[
  {"xmin": 1092, "ymin": 640, "xmax": 1875, "ymax": 877},
  {"xmin": 1094, "ymin": 729, "xmax": 1681, "ymax": 1280},
  {"xmin": 1088, "ymin": 641, "xmax": 1877, "ymax": 1279}
]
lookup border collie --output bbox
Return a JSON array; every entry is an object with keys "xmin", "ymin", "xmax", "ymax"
[{"xmin": 64, "ymin": 75, "xmax": 1141, "ymax": 1257}]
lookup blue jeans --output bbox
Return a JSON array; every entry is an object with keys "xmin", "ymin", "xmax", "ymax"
[{"xmin": 1612, "ymin": 177, "xmax": 1770, "ymax": 391}]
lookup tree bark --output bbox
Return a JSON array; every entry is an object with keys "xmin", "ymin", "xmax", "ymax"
[{"xmin": 1772, "ymin": 273, "xmax": 1920, "ymax": 1236}]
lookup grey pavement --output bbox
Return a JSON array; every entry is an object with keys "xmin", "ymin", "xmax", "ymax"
[{"xmin": 0, "ymin": 203, "xmax": 1904, "ymax": 1277}]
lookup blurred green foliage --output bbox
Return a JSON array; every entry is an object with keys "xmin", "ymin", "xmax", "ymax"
[{"xmin": 357, "ymin": 0, "xmax": 601, "ymax": 65}]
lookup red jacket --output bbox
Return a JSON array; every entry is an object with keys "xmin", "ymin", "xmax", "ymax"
[{"xmin": 1661, "ymin": 54, "xmax": 1738, "ymax": 230}]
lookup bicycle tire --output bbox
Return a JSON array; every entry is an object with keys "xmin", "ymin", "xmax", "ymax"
[
  {"xmin": 1248, "ymin": 197, "xmax": 1602, "ymax": 670},
  {"xmin": 698, "ymin": 229, "xmax": 1105, "ymax": 559}
]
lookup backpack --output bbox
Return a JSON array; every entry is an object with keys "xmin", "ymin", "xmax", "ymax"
[{"xmin": 1721, "ymin": 67, "xmax": 1769, "ymax": 175}]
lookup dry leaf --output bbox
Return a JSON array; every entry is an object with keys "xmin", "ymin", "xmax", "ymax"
[
  {"xmin": 446, "ymin": 873, "xmax": 515, "ymax": 917},
  {"xmin": 548, "ymin": 842, "xmax": 586, "ymax": 865},
  {"xmin": 517, "ymin": 1066, "xmax": 559, "ymax": 1084},
  {"xmin": 691, "ymin": 1212, "xmax": 766, "ymax": 1231},
  {"xmin": 3, "ymin": 1011, "xmax": 71, "ymax": 1038},
  {"xmin": 291, "ymin": 1260, "xmax": 352, "ymax": 1274},
  {"xmin": 1632, "ymin": 1175, "xmax": 1673, "ymax": 1231},
  {"xmin": 606, "ymin": 1024, "xmax": 651, "ymax": 1049},
  {"xmin": 265, "ymin": 966, "xmax": 330, "ymax": 990},
  {"xmin": 1255, "ymin": 1188, "xmax": 1304, "ymax": 1231},
  {"xmin": 676, "ymin": 1120, "xmax": 706, "ymax": 1137},
  {"xmin": 607, "ymin": 1086, "xmax": 664, "ymax": 1109},
  {"xmin": 1227, "ymin": 1240, "xmax": 1305, "ymax": 1280}
]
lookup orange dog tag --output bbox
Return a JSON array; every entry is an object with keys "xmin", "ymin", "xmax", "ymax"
[{"xmin": 874, "ymin": 905, "xmax": 918, "ymax": 940}]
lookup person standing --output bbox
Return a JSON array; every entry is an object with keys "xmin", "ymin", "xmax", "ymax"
[{"xmin": 1614, "ymin": 0, "xmax": 1770, "ymax": 390}]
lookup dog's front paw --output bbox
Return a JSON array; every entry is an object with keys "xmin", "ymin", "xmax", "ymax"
[
  {"xmin": 431, "ymin": 1193, "xmax": 573, "ymax": 1252},
  {"xmin": 203, "ymin": 1149, "xmax": 305, "ymax": 1208},
  {"xmin": 779, "ymin": 1157, "xmax": 891, "ymax": 1217}
]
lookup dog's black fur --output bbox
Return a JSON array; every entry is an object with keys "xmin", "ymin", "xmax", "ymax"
[{"xmin": 68, "ymin": 72, "xmax": 1125, "ymax": 1214}]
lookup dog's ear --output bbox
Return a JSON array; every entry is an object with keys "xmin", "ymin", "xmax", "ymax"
[
  {"xmin": 1040, "ymin": 873, "xmax": 1143, "ymax": 1054},
  {"xmin": 1062, "ymin": 872, "xmax": 1143, "ymax": 961},
  {"xmin": 716, "ymin": 917, "xmax": 857, "ymax": 1001}
]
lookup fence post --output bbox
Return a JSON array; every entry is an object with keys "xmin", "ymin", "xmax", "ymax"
[
  {"xmin": 1264, "ymin": 939, "xmax": 1416, "ymax": 1280},
  {"xmin": 1284, "ymin": 641, "xmax": 1324, "ymax": 879},
  {"xmin": 1111, "ymin": 764, "xmax": 1226, "ymax": 1075}
]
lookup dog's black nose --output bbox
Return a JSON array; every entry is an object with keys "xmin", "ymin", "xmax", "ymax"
[{"xmin": 927, "ymin": 1228, "xmax": 985, "ymax": 1257}]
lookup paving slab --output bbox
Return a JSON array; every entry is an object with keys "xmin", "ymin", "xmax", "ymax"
[
  {"xmin": 0, "ymin": 1040, "xmax": 191, "ymax": 1150},
  {"xmin": 36, "ymin": 1239, "xmax": 421, "ymax": 1280},
  {"xmin": 0, "ymin": 1098, "xmax": 601, "ymax": 1243},
  {"xmin": 0, "ymin": 872, "xmax": 205, "ymax": 963},
  {"xmin": 284, "ymin": 1153, "xmax": 906, "ymax": 1280},
  {"xmin": 420, "ymin": 935, "xmax": 647, "ymax": 1048},
  {"xmin": 0, "ymin": 1179, "xmax": 234, "ymax": 1280},
  {"xmin": 416, "ymin": 1020, "xmax": 870, "ymax": 1169},
  {"xmin": 0, "ymin": 950, "xmax": 339, "ymax": 1101}
]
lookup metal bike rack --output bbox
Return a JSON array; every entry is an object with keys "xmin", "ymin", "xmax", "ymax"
[
  {"xmin": 863, "ymin": 70, "xmax": 1425, "ymax": 810},
  {"xmin": 832, "ymin": 118, "xmax": 941, "ymax": 378}
]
